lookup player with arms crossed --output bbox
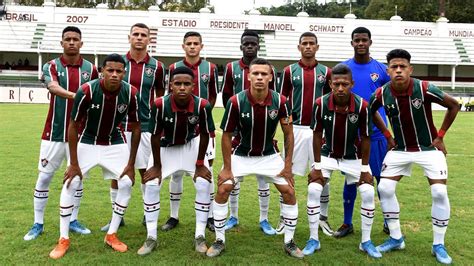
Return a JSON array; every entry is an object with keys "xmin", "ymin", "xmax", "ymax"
[
  {"xmin": 49, "ymin": 54, "xmax": 140, "ymax": 259},
  {"xmin": 139, "ymin": 66, "xmax": 215, "ymax": 255},
  {"xmin": 372, "ymin": 49, "xmax": 459, "ymax": 264},
  {"xmin": 24, "ymin": 26, "xmax": 98, "ymax": 241},
  {"xmin": 207, "ymin": 58, "xmax": 303, "ymax": 258}
]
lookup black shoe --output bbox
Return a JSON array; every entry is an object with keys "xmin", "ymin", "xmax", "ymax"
[
  {"xmin": 161, "ymin": 217, "xmax": 179, "ymax": 231},
  {"xmin": 383, "ymin": 223, "xmax": 390, "ymax": 235},
  {"xmin": 333, "ymin": 224, "xmax": 354, "ymax": 238},
  {"xmin": 283, "ymin": 239, "xmax": 304, "ymax": 259},
  {"xmin": 207, "ymin": 217, "xmax": 215, "ymax": 232}
]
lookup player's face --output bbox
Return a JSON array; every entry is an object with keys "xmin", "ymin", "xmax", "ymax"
[
  {"xmin": 102, "ymin": 61, "xmax": 125, "ymax": 91},
  {"xmin": 329, "ymin": 73, "xmax": 354, "ymax": 103},
  {"xmin": 182, "ymin": 36, "xmax": 203, "ymax": 58},
  {"xmin": 240, "ymin": 36, "xmax": 259, "ymax": 58},
  {"xmin": 171, "ymin": 74, "xmax": 194, "ymax": 101},
  {"xmin": 298, "ymin": 36, "xmax": 319, "ymax": 59},
  {"xmin": 61, "ymin": 31, "xmax": 83, "ymax": 56},
  {"xmin": 351, "ymin": 33, "xmax": 372, "ymax": 56},
  {"xmin": 128, "ymin": 26, "xmax": 150, "ymax": 51},
  {"xmin": 248, "ymin": 64, "xmax": 272, "ymax": 92},
  {"xmin": 387, "ymin": 58, "xmax": 413, "ymax": 88}
]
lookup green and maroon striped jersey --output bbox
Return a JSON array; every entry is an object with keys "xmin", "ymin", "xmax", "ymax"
[
  {"xmin": 221, "ymin": 89, "xmax": 290, "ymax": 156},
  {"xmin": 220, "ymin": 58, "xmax": 278, "ymax": 105},
  {"xmin": 279, "ymin": 60, "xmax": 331, "ymax": 126},
  {"xmin": 169, "ymin": 58, "xmax": 218, "ymax": 106},
  {"xmin": 149, "ymin": 94, "xmax": 215, "ymax": 147},
  {"xmin": 311, "ymin": 93, "xmax": 371, "ymax": 159},
  {"xmin": 41, "ymin": 56, "xmax": 98, "ymax": 142},
  {"xmin": 370, "ymin": 78, "xmax": 445, "ymax": 152},
  {"xmin": 71, "ymin": 79, "xmax": 139, "ymax": 145},
  {"xmin": 122, "ymin": 52, "xmax": 166, "ymax": 132}
]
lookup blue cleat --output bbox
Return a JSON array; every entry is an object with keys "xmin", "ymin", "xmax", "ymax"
[
  {"xmin": 23, "ymin": 223, "xmax": 44, "ymax": 241},
  {"xmin": 360, "ymin": 240, "xmax": 382, "ymax": 258},
  {"xmin": 432, "ymin": 244, "xmax": 452, "ymax": 264},
  {"xmin": 69, "ymin": 220, "xmax": 91, "ymax": 235},
  {"xmin": 224, "ymin": 216, "xmax": 239, "ymax": 231},
  {"xmin": 302, "ymin": 238, "xmax": 320, "ymax": 255},
  {"xmin": 376, "ymin": 236, "xmax": 405, "ymax": 253},
  {"xmin": 260, "ymin": 220, "xmax": 276, "ymax": 235}
]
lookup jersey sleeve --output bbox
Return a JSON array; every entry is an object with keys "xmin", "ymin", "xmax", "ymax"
[
  {"xmin": 220, "ymin": 96, "xmax": 239, "ymax": 132},
  {"xmin": 323, "ymin": 67, "xmax": 332, "ymax": 95},
  {"xmin": 221, "ymin": 62, "xmax": 234, "ymax": 105},
  {"xmin": 208, "ymin": 63, "xmax": 219, "ymax": 106},
  {"xmin": 424, "ymin": 81, "xmax": 445, "ymax": 105},
  {"xmin": 278, "ymin": 95, "xmax": 291, "ymax": 119},
  {"xmin": 270, "ymin": 65, "xmax": 278, "ymax": 91},
  {"xmin": 91, "ymin": 65, "xmax": 99, "ymax": 81},
  {"xmin": 278, "ymin": 66, "xmax": 291, "ymax": 96},
  {"xmin": 149, "ymin": 98, "xmax": 164, "ymax": 135},
  {"xmin": 127, "ymin": 86, "xmax": 140, "ymax": 123},
  {"xmin": 71, "ymin": 83, "xmax": 91, "ymax": 122},
  {"xmin": 310, "ymin": 97, "xmax": 323, "ymax": 132},
  {"xmin": 154, "ymin": 61, "xmax": 166, "ymax": 97},
  {"xmin": 41, "ymin": 60, "xmax": 57, "ymax": 84},
  {"xmin": 199, "ymin": 99, "xmax": 216, "ymax": 135},
  {"xmin": 369, "ymin": 87, "xmax": 383, "ymax": 115},
  {"xmin": 359, "ymin": 100, "xmax": 371, "ymax": 137}
]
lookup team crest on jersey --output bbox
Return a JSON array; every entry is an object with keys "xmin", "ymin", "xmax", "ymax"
[
  {"xmin": 117, "ymin": 104, "xmax": 128, "ymax": 113},
  {"xmin": 348, "ymin": 113, "xmax": 359, "ymax": 123},
  {"xmin": 144, "ymin": 67, "xmax": 154, "ymax": 77},
  {"xmin": 317, "ymin": 74, "xmax": 326, "ymax": 83},
  {"xmin": 81, "ymin": 71, "xmax": 91, "ymax": 81},
  {"xmin": 188, "ymin": 115, "xmax": 199, "ymax": 124},
  {"xmin": 201, "ymin": 73, "xmax": 209, "ymax": 83},
  {"xmin": 411, "ymin": 98, "xmax": 422, "ymax": 109},
  {"xmin": 370, "ymin": 73, "xmax": 379, "ymax": 82},
  {"xmin": 41, "ymin": 158, "xmax": 48, "ymax": 167},
  {"xmin": 268, "ymin": 109, "xmax": 278, "ymax": 120}
]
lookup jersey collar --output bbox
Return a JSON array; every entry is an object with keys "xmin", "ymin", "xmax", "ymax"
[
  {"xmin": 246, "ymin": 89, "xmax": 272, "ymax": 106},
  {"xmin": 328, "ymin": 92, "xmax": 356, "ymax": 113},
  {"xmin": 59, "ymin": 55, "xmax": 83, "ymax": 67},
  {"xmin": 171, "ymin": 94, "xmax": 195, "ymax": 112},
  {"xmin": 126, "ymin": 52, "xmax": 150, "ymax": 64},
  {"xmin": 183, "ymin": 58, "xmax": 202, "ymax": 69},
  {"xmin": 298, "ymin": 59, "xmax": 318, "ymax": 70},
  {"xmin": 389, "ymin": 78, "xmax": 414, "ymax": 97}
]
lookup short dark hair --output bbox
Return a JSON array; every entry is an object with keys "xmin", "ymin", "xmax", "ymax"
[
  {"xmin": 241, "ymin": 30, "xmax": 259, "ymax": 42},
  {"xmin": 130, "ymin": 23, "xmax": 149, "ymax": 33},
  {"xmin": 331, "ymin": 63, "xmax": 352, "ymax": 77},
  {"xmin": 170, "ymin": 66, "xmax": 194, "ymax": 80},
  {"xmin": 351, "ymin": 27, "xmax": 371, "ymax": 39},
  {"xmin": 62, "ymin": 26, "xmax": 81, "ymax": 39},
  {"xmin": 386, "ymin": 49, "xmax": 411, "ymax": 63},
  {"xmin": 249, "ymin": 57, "xmax": 272, "ymax": 69},
  {"xmin": 299, "ymin": 32, "xmax": 317, "ymax": 44},
  {"xmin": 102, "ymin": 53, "xmax": 126, "ymax": 67},
  {"xmin": 183, "ymin": 31, "xmax": 202, "ymax": 43}
]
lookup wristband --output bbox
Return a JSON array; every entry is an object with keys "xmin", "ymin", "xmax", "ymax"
[
  {"xmin": 311, "ymin": 162, "xmax": 322, "ymax": 170},
  {"xmin": 383, "ymin": 130, "xmax": 392, "ymax": 138},
  {"xmin": 438, "ymin": 129, "xmax": 446, "ymax": 138},
  {"xmin": 361, "ymin": 165, "xmax": 370, "ymax": 173},
  {"xmin": 196, "ymin": 159, "xmax": 205, "ymax": 166}
]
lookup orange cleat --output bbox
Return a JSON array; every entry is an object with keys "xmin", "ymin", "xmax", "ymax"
[
  {"xmin": 104, "ymin": 233, "xmax": 128, "ymax": 252},
  {"xmin": 49, "ymin": 237, "xmax": 70, "ymax": 259}
]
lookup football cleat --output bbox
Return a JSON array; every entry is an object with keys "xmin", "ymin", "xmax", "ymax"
[
  {"xmin": 302, "ymin": 238, "xmax": 321, "ymax": 255},
  {"xmin": 432, "ymin": 244, "xmax": 452, "ymax": 264},
  {"xmin": 206, "ymin": 239, "xmax": 225, "ymax": 257},
  {"xmin": 137, "ymin": 236, "xmax": 157, "ymax": 256},
  {"xmin": 207, "ymin": 217, "xmax": 215, "ymax": 232},
  {"xmin": 194, "ymin": 235, "xmax": 208, "ymax": 254},
  {"xmin": 275, "ymin": 216, "xmax": 285, "ymax": 235},
  {"xmin": 24, "ymin": 223, "xmax": 44, "ymax": 241},
  {"xmin": 333, "ymin": 223, "xmax": 354, "ymax": 238},
  {"xmin": 49, "ymin": 237, "xmax": 70, "ymax": 259},
  {"xmin": 319, "ymin": 215, "xmax": 334, "ymax": 236},
  {"xmin": 161, "ymin": 217, "xmax": 179, "ymax": 231},
  {"xmin": 69, "ymin": 220, "xmax": 91, "ymax": 235},
  {"xmin": 104, "ymin": 233, "xmax": 128, "ymax": 252},
  {"xmin": 100, "ymin": 218, "xmax": 125, "ymax": 232},
  {"xmin": 284, "ymin": 239, "xmax": 304, "ymax": 259},
  {"xmin": 376, "ymin": 236, "xmax": 405, "ymax": 253},
  {"xmin": 359, "ymin": 240, "xmax": 382, "ymax": 258},
  {"xmin": 224, "ymin": 216, "xmax": 238, "ymax": 231},
  {"xmin": 260, "ymin": 219, "xmax": 276, "ymax": 235}
]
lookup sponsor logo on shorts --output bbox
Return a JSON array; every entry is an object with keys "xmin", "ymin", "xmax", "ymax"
[
  {"xmin": 81, "ymin": 71, "xmax": 91, "ymax": 81},
  {"xmin": 348, "ymin": 113, "xmax": 359, "ymax": 123},
  {"xmin": 411, "ymin": 98, "xmax": 422, "ymax": 109},
  {"xmin": 144, "ymin": 67, "xmax": 154, "ymax": 77},
  {"xmin": 268, "ymin": 109, "xmax": 278, "ymax": 120},
  {"xmin": 41, "ymin": 158, "xmax": 48, "ymax": 167},
  {"xmin": 188, "ymin": 115, "xmax": 199, "ymax": 124},
  {"xmin": 201, "ymin": 73, "xmax": 209, "ymax": 83},
  {"xmin": 117, "ymin": 104, "xmax": 128, "ymax": 113},
  {"xmin": 370, "ymin": 73, "xmax": 379, "ymax": 82},
  {"xmin": 317, "ymin": 74, "xmax": 326, "ymax": 83}
]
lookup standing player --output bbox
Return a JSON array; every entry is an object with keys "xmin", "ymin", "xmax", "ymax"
[
  {"xmin": 49, "ymin": 54, "xmax": 140, "ymax": 259},
  {"xmin": 277, "ymin": 31, "xmax": 332, "ymax": 236},
  {"xmin": 24, "ymin": 26, "xmax": 98, "ymax": 241},
  {"xmin": 372, "ymin": 49, "xmax": 459, "ymax": 264},
  {"xmin": 303, "ymin": 63, "xmax": 381, "ymax": 258},
  {"xmin": 334, "ymin": 27, "xmax": 392, "ymax": 237},
  {"xmin": 207, "ymin": 58, "xmax": 303, "ymax": 258},
  {"xmin": 139, "ymin": 66, "xmax": 215, "ymax": 255},
  {"xmin": 162, "ymin": 31, "xmax": 218, "ymax": 232},
  {"xmin": 101, "ymin": 23, "xmax": 166, "ymax": 232},
  {"xmin": 220, "ymin": 30, "xmax": 278, "ymax": 234}
]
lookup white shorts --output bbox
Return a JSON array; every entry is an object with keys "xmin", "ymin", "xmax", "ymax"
[
  {"xmin": 224, "ymin": 153, "xmax": 288, "ymax": 185},
  {"xmin": 205, "ymin": 136, "xmax": 216, "ymax": 160},
  {"xmin": 74, "ymin": 143, "xmax": 130, "ymax": 180},
  {"xmin": 125, "ymin": 131, "xmax": 151, "ymax": 169},
  {"xmin": 38, "ymin": 140, "xmax": 69, "ymax": 173},
  {"xmin": 381, "ymin": 150, "xmax": 448, "ymax": 180},
  {"xmin": 147, "ymin": 137, "xmax": 209, "ymax": 184},
  {"xmin": 291, "ymin": 125, "xmax": 314, "ymax": 176},
  {"xmin": 320, "ymin": 156, "xmax": 370, "ymax": 185}
]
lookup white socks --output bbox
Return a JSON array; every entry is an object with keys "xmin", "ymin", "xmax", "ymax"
[
  {"xmin": 358, "ymin": 183, "xmax": 375, "ymax": 243},
  {"xmin": 307, "ymin": 183, "xmax": 323, "ymax": 240},
  {"xmin": 33, "ymin": 172, "xmax": 53, "ymax": 224},
  {"xmin": 213, "ymin": 201, "xmax": 228, "ymax": 242},
  {"xmin": 108, "ymin": 176, "xmax": 132, "ymax": 235},
  {"xmin": 194, "ymin": 177, "xmax": 211, "ymax": 238},
  {"xmin": 229, "ymin": 182, "xmax": 240, "ymax": 219},
  {"xmin": 169, "ymin": 171, "xmax": 184, "ymax": 219},
  {"xmin": 431, "ymin": 183, "xmax": 450, "ymax": 245},
  {"xmin": 143, "ymin": 178, "xmax": 161, "ymax": 240},
  {"xmin": 379, "ymin": 178, "xmax": 402, "ymax": 239},
  {"xmin": 256, "ymin": 175, "xmax": 270, "ymax": 222},
  {"xmin": 59, "ymin": 176, "xmax": 81, "ymax": 239},
  {"xmin": 281, "ymin": 203, "xmax": 298, "ymax": 243}
]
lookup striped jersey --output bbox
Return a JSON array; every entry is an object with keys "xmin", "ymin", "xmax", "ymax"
[
  {"xmin": 220, "ymin": 58, "xmax": 278, "ymax": 105},
  {"xmin": 370, "ymin": 78, "xmax": 445, "ymax": 152},
  {"xmin": 41, "ymin": 56, "xmax": 98, "ymax": 142},
  {"xmin": 149, "ymin": 94, "xmax": 215, "ymax": 147},
  {"xmin": 122, "ymin": 52, "xmax": 166, "ymax": 131},
  {"xmin": 311, "ymin": 93, "xmax": 371, "ymax": 159},
  {"xmin": 71, "ymin": 79, "xmax": 139, "ymax": 145},
  {"xmin": 278, "ymin": 60, "xmax": 331, "ymax": 126},
  {"xmin": 169, "ymin": 58, "xmax": 218, "ymax": 106},
  {"xmin": 221, "ymin": 89, "xmax": 290, "ymax": 156}
]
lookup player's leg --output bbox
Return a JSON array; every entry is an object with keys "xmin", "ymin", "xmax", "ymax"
[
  {"xmin": 162, "ymin": 170, "xmax": 184, "ymax": 231},
  {"xmin": 335, "ymin": 179, "xmax": 357, "ymax": 238},
  {"xmin": 137, "ymin": 177, "xmax": 161, "ymax": 256},
  {"xmin": 69, "ymin": 179, "xmax": 91, "ymax": 235},
  {"xmin": 370, "ymin": 138, "xmax": 389, "ymax": 234},
  {"xmin": 193, "ymin": 176, "xmax": 211, "ymax": 253},
  {"xmin": 303, "ymin": 180, "xmax": 324, "ymax": 255},
  {"xmin": 256, "ymin": 174, "xmax": 275, "ymax": 235},
  {"xmin": 319, "ymin": 178, "xmax": 333, "ymax": 236},
  {"xmin": 100, "ymin": 179, "xmax": 125, "ymax": 232},
  {"xmin": 206, "ymin": 137, "xmax": 216, "ymax": 231},
  {"xmin": 224, "ymin": 180, "xmax": 240, "ymax": 230}
]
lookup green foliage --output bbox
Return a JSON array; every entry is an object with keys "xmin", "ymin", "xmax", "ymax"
[
  {"xmin": 365, "ymin": 0, "xmax": 438, "ymax": 22},
  {"xmin": 159, "ymin": 0, "xmax": 214, "ymax": 13}
]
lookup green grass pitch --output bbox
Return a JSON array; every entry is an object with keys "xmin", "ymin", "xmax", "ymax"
[{"xmin": 0, "ymin": 104, "xmax": 473, "ymax": 264}]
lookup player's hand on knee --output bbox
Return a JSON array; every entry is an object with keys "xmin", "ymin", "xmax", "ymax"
[
  {"xmin": 64, "ymin": 164, "xmax": 82, "ymax": 188},
  {"xmin": 194, "ymin": 165, "xmax": 212, "ymax": 183},
  {"xmin": 387, "ymin": 136, "xmax": 397, "ymax": 151},
  {"xmin": 144, "ymin": 166, "xmax": 162, "ymax": 185},
  {"xmin": 308, "ymin": 169, "xmax": 325, "ymax": 185},
  {"xmin": 217, "ymin": 169, "xmax": 234, "ymax": 186},
  {"xmin": 278, "ymin": 167, "xmax": 294, "ymax": 188},
  {"xmin": 430, "ymin": 137, "xmax": 447, "ymax": 155},
  {"xmin": 120, "ymin": 164, "xmax": 135, "ymax": 185},
  {"xmin": 358, "ymin": 172, "xmax": 374, "ymax": 186}
]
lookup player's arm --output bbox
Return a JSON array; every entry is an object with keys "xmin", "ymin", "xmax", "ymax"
[
  {"xmin": 154, "ymin": 62, "xmax": 166, "ymax": 97},
  {"xmin": 218, "ymin": 99, "xmax": 237, "ymax": 186},
  {"xmin": 221, "ymin": 63, "xmax": 234, "ymax": 106},
  {"xmin": 144, "ymin": 100, "xmax": 163, "ymax": 184},
  {"xmin": 208, "ymin": 64, "xmax": 219, "ymax": 107},
  {"xmin": 195, "ymin": 101, "xmax": 215, "ymax": 182},
  {"xmin": 309, "ymin": 99, "xmax": 324, "ymax": 185},
  {"xmin": 42, "ymin": 62, "xmax": 76, "ymax": 99},
  {"xmin": 121, "ymin": 88, "xmax": 141, "ymax": 184},
  {"xmin": 372, "ymin": 110, "xmax": 396, "ymax": 150},
  {"xmin": 280, "ymin": 116, "xmax": 295, "ymax": 187},
  {"xmin": 359, "ymin": 101, "xmax": 373, "ymax": 185}
]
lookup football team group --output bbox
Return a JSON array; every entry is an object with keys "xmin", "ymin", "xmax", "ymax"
[{"xmin": 22, "ymin": 23, "xmax": 459, "ymax": 264}]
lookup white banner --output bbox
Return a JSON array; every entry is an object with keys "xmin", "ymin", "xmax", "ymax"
[{"xmin": 0, "ymin": 87, "xmax": 50, "ymax": 103}]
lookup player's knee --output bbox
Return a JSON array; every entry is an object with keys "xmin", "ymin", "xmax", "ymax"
[
  {"xmin": 378, "ymin": 178, "xmax": 396, "ymax": 198},
  {"xmin": 194, "ymin": 177, "xmax": 210, "ymax": 192},
  {"xmin": 118, "ymin": 175, "xmax": 133, "ymax": 189},
  {"xmin": 431, "ymin": 183, "xmax": 448, "ymax": 203},
  {"xmin": 217, "ymin": 183, "xmax": 233, "ymax": 196},
  {"xmin": 37, "ymin": 172, "xmax": 54, "ymax": 189},
  {"xmin": 358, "ymin": 183, "xmax": 375, "ymax": 203},
  {"xmin": 308, "ymin": 182, "xmax": 323, "ymax": 199}
]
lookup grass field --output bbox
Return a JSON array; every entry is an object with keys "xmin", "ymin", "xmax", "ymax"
[{"xmin": 1, "ymin": 104, "xmax": 473, "ymax": 265}]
